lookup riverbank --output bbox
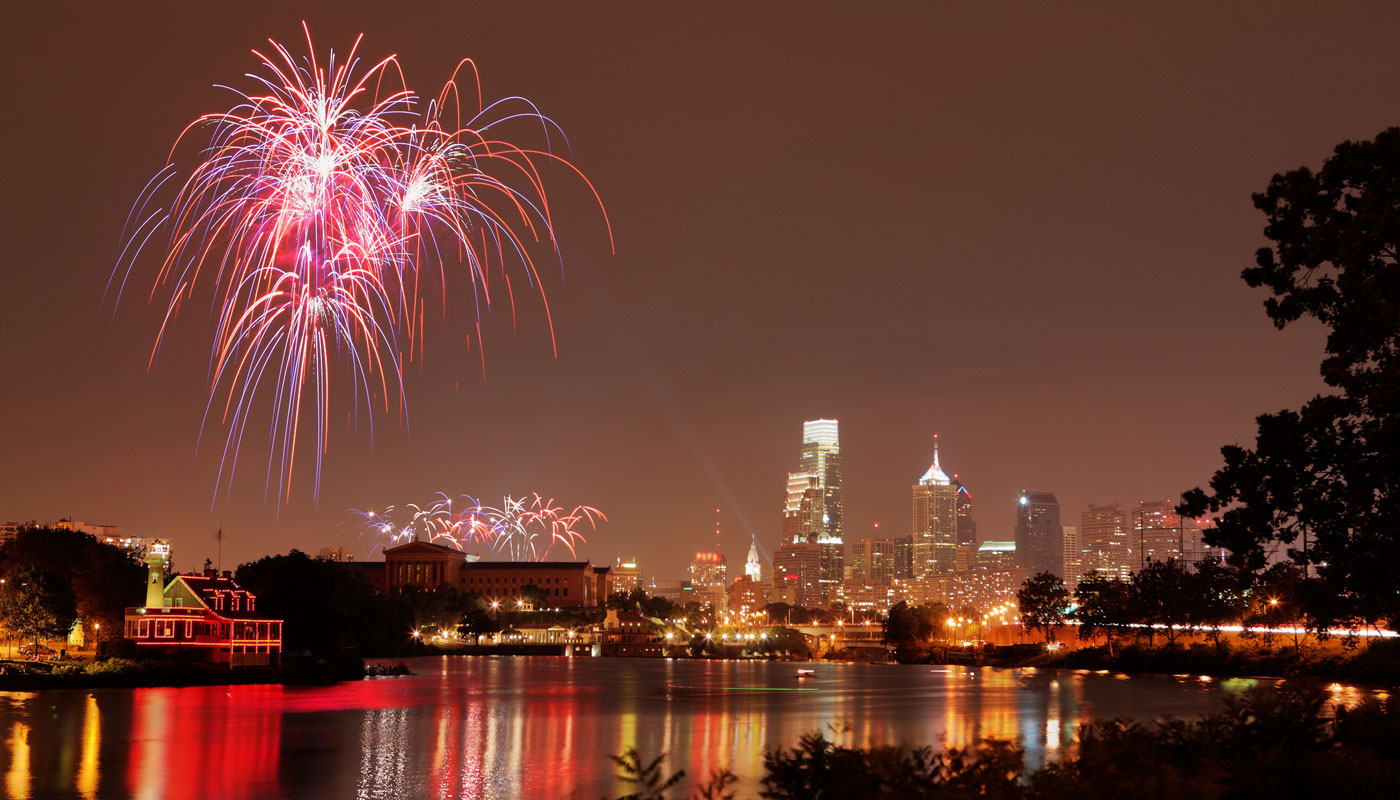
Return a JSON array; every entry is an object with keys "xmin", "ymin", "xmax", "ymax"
[
  {"xmin": 1030, "ymin": 638, "xmax": 1400, "ymax": 686},
  {"xmin": 0, "ymin": 653, "xmax": 367, "ymax": 691}
]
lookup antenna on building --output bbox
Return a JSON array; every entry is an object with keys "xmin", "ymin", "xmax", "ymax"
[
  {"xmin": 714, "ymin": 507, "xmax": 722, "ymax": 553},
  {"xmin": 932, "ymin": 433, "xmax": 941, "ymax": 470},
  {"xmin": 216, "ymin": 524, "xmax": 223, "ymax": 572}
]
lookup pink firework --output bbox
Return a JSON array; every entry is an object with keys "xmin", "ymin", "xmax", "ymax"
[
  {"xmin": 112, "ymin": 24, "xmax": 610, "ymax": 502},
  {"xmin": 353, "ymin": 493, "xmax": 605, "ymax": 561}
]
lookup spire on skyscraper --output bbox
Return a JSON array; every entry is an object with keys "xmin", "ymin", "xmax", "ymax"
[{"xmin": 920, "ymin": 433, "xmax": 951, "ymax": 486}]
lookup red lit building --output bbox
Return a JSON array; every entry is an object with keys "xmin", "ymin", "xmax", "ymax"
[{"xmin": 123, "ymin": 570, "xmax": 282, "ymax": 668}]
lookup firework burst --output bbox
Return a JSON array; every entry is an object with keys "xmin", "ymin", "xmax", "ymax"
[
  {"xmin": 352, "ymin": 493, "xmax": 605, "ymax": 561},
  {"xmin": 112, "ymin": 24, "xmax": 610, "ymax": 503}
]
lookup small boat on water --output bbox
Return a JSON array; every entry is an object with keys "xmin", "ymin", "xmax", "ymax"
[{"xmin": 795, "ymin": 668, "xmax": 815, "ymax": 678}]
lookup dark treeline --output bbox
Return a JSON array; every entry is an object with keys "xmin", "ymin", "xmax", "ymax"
[
  {"xmin": 603, "ymin": 687, "xmax": 1400, "ymax": 799},
  {"xmin": 235, "ymin": 550, "xmax": 411, "ymax": 657},
  {"xmin": 1015, "ymin": 559, "xmax": 1284, "ymax": 654},
  {"xmin": 0, "ymin": 526, "xmax": 143, "ymax": 652}
]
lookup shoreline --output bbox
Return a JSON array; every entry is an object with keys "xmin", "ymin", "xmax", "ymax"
[{"xmin": 0, "ymin": 656, "xmax": 365, "ymax": 692}]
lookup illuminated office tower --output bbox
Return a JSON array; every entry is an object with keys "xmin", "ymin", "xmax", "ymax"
[
  {"xmin": 1015, "ymin": 491, "xmax": 1062, "ymax": 578},
  {"xmin": 1080, "ymin": 503, "xmax": 1132, "ymax": 581},
  {"xmin": 781, "ymin": 419, "xmax": 845, "ymax": 604},
  {"xmin": 851, "ymin": 535, "xmax": 896, "ymax": 585},
  {"xmin": 798, "ymin": 419, "xmax": 843, "ymax": 546},
  {"xmin": 1133, "ymin": 499, "xmax": 1185, "ymax": 570},
  {"xmin": 782, "ymin": 472, "xmax": 823, "ymax": 544},
  {"xmin": 954, "ymin": 480, "xmax": 977, "ymax": 546},
  {"xmin": 689, "ymin": 550, "xmax": 727, "ymax": 611},
  {"xmin": 912, "ymin": 435, "xmax": 958, "ymax": 577},
  {"xmin": 1061, "ymin": 526, "xmax": 1082, "ymax": 588}
]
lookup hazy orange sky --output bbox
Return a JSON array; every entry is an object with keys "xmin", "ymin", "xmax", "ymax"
[{"xmin": 4, "ymin": 2, "xmax": 1390, "ymax": 578}]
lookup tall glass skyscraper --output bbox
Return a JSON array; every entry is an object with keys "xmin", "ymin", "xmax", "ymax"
[
  {"xmin": 1015, "ymin": 491, "xmax": 1063, "ymax": 578},
  {"xmin": 778, "ymin": 419, "xmax": 844, "ymax": 605},
  {"xmin": 912, "ymin": 435, "xmax": 958, "ymax": 577},
  {"xmin": 798, "ymin": 419, "xmax": 843, "ymax": 546}
]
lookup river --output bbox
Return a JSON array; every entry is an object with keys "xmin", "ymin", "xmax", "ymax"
[{"xmin": 0, "ymin": 656, "xmax": 1318, "ymax": 799}]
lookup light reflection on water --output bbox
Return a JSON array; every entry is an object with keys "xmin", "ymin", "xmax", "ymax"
[{"xmin": 0, "ymin": 659, "xmax": 1381, "ymax": 799}]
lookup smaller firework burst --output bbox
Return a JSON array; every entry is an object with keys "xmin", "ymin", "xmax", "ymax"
[{"xmin": 352, "ymin": 492, "xmax": 604, "ymax": 561}]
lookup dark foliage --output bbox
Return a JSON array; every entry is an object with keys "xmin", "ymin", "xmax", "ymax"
[
  {"xmin": 1181, "ymin": 128, "xmax": 1400, "ymax": 631},
  {"xmin": 604, "ymin": 688, "xmax": 1400, "ymax": 799},
  {"xmin": 0, "ymin": 526, "xmax": 142, "ymax": 643},
  {"xmin": 0, "ymin": 565, "xmax": 78, "ymax": 648},
  {"xmin": 883, "ymin": 601, "xmax": 948, "ymax": 663},
  {"xmin": 234, "ymin": 550, "xmax": 411, "ymax": 656},
  {"xmin": 1017, "ymin": 572, "xmax": 1068, "ymax": 643}
]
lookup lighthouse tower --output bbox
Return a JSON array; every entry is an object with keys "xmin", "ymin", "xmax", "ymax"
[{"xmin": 145, "ymin": 541, "xmax": 170, "ymax": 607}]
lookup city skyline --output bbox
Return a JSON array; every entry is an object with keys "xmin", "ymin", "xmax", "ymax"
[{"xmin": 9, "ymin": 2, "xmax": 1396, "ymax": 578}]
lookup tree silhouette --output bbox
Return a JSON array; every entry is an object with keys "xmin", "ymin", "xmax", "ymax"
[
  {"xmin": 1182, "ymin": 128, "xmax": 1400, "ymax": 631},
  {"xmin": 1017, "ymin": 572, "xmax": 1068, "ymax": 643}
]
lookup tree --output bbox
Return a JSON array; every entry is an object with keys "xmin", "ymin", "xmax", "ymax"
[
  {"xmin": 457, "ymin": 606, "xmax": 502, "ymax": 644},
  {"xmin": 1248, "ymin": 562, "xmax": 1312, "ymax": 653},
  {"xmin": 0, "ymin": 527, "xmax": 143, "ymax": 642},
  {"xmin": 1130, "ymin": 559, "xmax": 1193, "ymax": 646},
  {"xmin": 1181, "ymin": 128, "xmax": 1400, "ymax": 632},
  {"xmin": 235, "ymin": 551, "xmax": 411, "ymax": 656},
  {"xmin": 0, "ymin": 566, "xmax": 78, "ymax": 652},
  {"xmin": 519, "ymin": 583, "xmax": 548, "ymax": 609},
  {"xmin": 1074, "ymin": 575, "xmax": 1133, "ymax": 656},
  {"xmin": 760, "ymin": 626, "xmax": 812, "ymax": 660},
  {"xmin": 883, "ymin": 602, "xmax": 949, "ymax": 663},
  {"xmin": 1017, "ymin": 572, "xmax": 1069, "ymax": 643},
  {"xmin": 1190, "ymin": 558, "xmax": 1246, "ymax": 654}
]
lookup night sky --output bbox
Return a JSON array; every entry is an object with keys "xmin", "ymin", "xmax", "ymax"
[{"xmin": 3, "ymin": 2, "xmax": 1393, "ymax": 578}]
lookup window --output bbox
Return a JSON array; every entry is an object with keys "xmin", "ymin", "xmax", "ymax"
[
  {"xmin": 184, "ymin": 621, "xmax": 194, "ymax": 638},
  {"xmin": 138, "ymin": 619, "xmax": 150, "ymax": 638},
  {"xmin": 247, "ymin": 596, "xmax": 255, "ymax": 611}
]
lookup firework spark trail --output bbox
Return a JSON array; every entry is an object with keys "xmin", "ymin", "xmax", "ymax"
[
  {"xmin": 111, "ymin": 24, "xmax": 611, "ymax": 504},
  {"xmin": 351, "ymin": 493, "xmax": 605, "ymax": 561}
]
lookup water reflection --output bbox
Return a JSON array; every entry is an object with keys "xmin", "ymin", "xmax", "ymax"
[
  {"xmin": 0, "ymin": 660, "xmax": 1380, "ymax": 799},
  {"xmin": 6, "ymin": 720, "xmax": 28, "ymax": 800},
  {"xmin": 77, "ymin": 695, "xmax": 99, "ymax": 799}
]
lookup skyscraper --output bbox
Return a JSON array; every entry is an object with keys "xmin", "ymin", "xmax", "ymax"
[
  {"xmin": 798, "ymin": 419, "xmax": 843, "ymax": 546},
  {"xmin": 1015, "ymin": 491, "xmax": 1062, "ymax": 578},
  {"xmin": 1061, "ymin": 526, "xmax": 1082, "ymax": 588},
  {"xmin": 850, "ymin": 535, "xmax": 896, "ymax": 585},
  {"xmin": 1133, "ymin": 499, "xmax": 1186, "ymax": 569},
  {"xmin": 778, "ymin": 419, "xmax": 844, "ymax": 605},
  {"xmin": 954, "ymin": 479, "xmax": 977, "ymax": 546},
  {"xmin": 912, "ymin": 435, "xmax": 958, "ymax": 577},
  {"xmin": 772, "ymin": 542, "xmax": 823, "ymax": 608},
  {"xmin": 1080, "ymin": 502, "xmax": 1131, "ymax": 581},
  {"xmin": 689, "ymin": 550, "xmax": 727, "ymax": 610},
  {"xmin": 782, "ymin": 472, "xmax": 822, "ymax": 544}
]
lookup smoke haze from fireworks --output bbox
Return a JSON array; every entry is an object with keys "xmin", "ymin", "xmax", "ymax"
[{"xmin": 110, "ymin": 23, "xmax": 610, "ymax": 506}]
